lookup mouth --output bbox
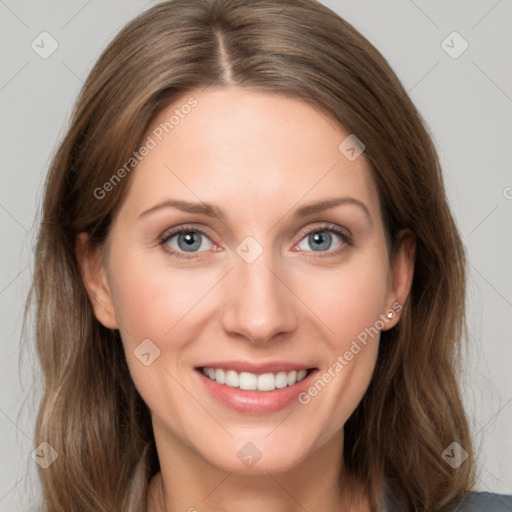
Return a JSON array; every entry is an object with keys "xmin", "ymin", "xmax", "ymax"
[
  {"xmin": 198, "ymin": 367, "xmax": 313, "ymax": 391},
  {"xmin": 194, "ymin": 363, "xmax": 318, "ymax": 414}
]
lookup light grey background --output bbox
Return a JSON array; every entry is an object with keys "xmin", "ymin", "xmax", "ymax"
[{"xmin": 1, "ymin": 0, "xmax": 511, "ymax": 510}]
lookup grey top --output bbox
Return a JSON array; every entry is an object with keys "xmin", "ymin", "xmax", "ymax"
[{"xmin": 383, "ymin": 492, "xmax": 512, "ymax": 511}]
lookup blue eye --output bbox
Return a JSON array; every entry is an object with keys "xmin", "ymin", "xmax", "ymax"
[
  {"xmin": 160, "ymin": 223, "xmax": 351, "ymax": 260},
  {"xmin": 296, "ymin": 227, "xmax": 347, "ymax": 253},
  {"xmin": 161, "ymin": 228, "xmax": 214, "ymax": 256}
]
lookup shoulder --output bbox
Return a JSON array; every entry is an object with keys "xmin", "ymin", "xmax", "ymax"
[
  {"xmin": 449, "ymin": 492, "xmax": 512, "ymax": 511},
  {"xmin": 382, "ymin": 491, "xmax": 512, "ymax": 512}
]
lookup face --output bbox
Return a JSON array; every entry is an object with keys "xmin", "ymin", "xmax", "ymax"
[{"xmin": 79, "ymin": 86, "xmax": 413, "ymax": 475}]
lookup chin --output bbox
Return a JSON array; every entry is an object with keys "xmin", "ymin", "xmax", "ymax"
[{"xmin": 191, "ymin": 427, "xmax": 319, "ymax": 475}]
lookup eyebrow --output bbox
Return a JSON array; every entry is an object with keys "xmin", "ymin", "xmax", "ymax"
[
  {"xmin": 139, "ymin": 199, "xmax": 227, "ymax": 220},
  {"xmin": 138, "ymin": 197, "xmax": 371, "ymax": 223}
]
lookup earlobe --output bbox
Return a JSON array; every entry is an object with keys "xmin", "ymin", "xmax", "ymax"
[
  {"xmin": 382, "ymin": 229, "xmax": 416, "ymax": 330},
  {"xmin": 75, "ymin": 232, "xmax": 119, "ymax": 330}
]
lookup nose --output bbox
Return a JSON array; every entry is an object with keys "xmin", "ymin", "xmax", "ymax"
[{"xmin": 220, "ymin": 250, "xmax": 298, "ymax": 346}]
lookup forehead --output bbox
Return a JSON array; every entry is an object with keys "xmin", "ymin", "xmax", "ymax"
[{"xmin": 118, "ymin": 86, "xmax": 380, "ymax": 224}]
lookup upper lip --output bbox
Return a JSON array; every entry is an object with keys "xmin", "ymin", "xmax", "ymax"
[{"xmin": 196, "ymin": 360, "xmax": 316, "ymax": 374}]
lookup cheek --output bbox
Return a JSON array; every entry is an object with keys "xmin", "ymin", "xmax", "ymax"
[
  {"xmin": 109, "ymin": 250, "xmax": 220, "ymax": 344},
  {"xmin": 108, "ymin": 256, "xmax": 212, "ymax": 425},
  {"xmin": 107, "ymin": 250, "xmax": 226, "ymax": 405},
  {"xmin": 299, "ymin": 255, "xmax": 390, "ymax": 348},
  {"xmin": 293, "ymin": 256, "xmax": 388, "ymax": 437}
]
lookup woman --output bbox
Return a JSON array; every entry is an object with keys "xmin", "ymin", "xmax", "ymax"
[{"xmin": 29, "ymin": 0, "xmax": 511, "ymax": 511}]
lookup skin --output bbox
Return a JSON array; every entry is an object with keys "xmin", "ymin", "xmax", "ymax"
[{"xmin": 77, "ymin": 86, "xmax": 415, "ymax": 512}]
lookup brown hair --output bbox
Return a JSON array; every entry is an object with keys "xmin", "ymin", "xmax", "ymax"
[{"xmin": 28, "ymin": 0, "xmax": 475, "ymax": 510}]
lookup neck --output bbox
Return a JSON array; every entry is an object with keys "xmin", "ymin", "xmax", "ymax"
[{"xmin": 146, "ymin": 426, "xmax": 370, "ymax": 512}]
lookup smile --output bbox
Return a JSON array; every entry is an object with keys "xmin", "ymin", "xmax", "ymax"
[
  {"xmin": 200, "ymin": 367, "xmax": 310, "ymax": 392},
  {"xmin": 195, "ymin": 362, "xmax": 319, "ymax": 414}
]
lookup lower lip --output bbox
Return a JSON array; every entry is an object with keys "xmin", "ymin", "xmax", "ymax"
[{"xmin": 195, "ymin": 369, "xmax": 318, "ymax": 414}]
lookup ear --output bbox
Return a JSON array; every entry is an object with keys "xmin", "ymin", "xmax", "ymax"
[
  {"xmin": 75, "ymin": 232, "xmax": 118, "ymax": 330},
  {"xmin": 382, "ymin": 229, "xmax": 415, "ymax": 330}
]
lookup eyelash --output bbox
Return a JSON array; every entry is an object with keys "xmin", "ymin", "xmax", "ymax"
[
  {"xmin": 159, "ymin": 224, "xmax": 216, "ymax": 260},
  {"xmin": 159, "ymin": 222, "xmax": 352, "ymax": 260}
]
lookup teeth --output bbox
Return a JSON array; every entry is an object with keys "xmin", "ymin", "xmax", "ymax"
[
  {"xmin": 287, "ymin": 370, "xmax": 297, "ymax": 386},
  {"xmin": 257, "ymin": 373, "xmax": 276, "ymax": 391},
  {"xmin": 201, "ymin": 367, "xmax": 310, "ymax": 391},
  {"xmin": 275, "ymin": 371, "xmax": 288, "ymax": 389},
  {"xmin": 225, "ymin": 370, "xmax": 239, "ymax": 388},
  {"xmin": 215, "ymin": 368, "xmax": 225, "ymax": 384},
  {"xmin": 239, "ymin": 372, "xmax": 257, "ymax": 390}
]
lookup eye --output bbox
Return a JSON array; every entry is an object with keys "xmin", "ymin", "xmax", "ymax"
[
  {"xmin": 160, "ymin": 223, "xmax": 351, "ymax": 259},
  {"xmin": 295, "ymin": 223, "xmax": 351, "ymax": 254},
  {"xmin": 160, "ymin": 226, "xmax": 216, "ymax": 258}
]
